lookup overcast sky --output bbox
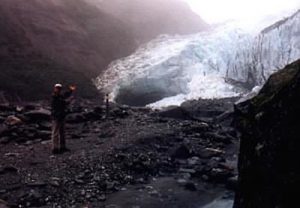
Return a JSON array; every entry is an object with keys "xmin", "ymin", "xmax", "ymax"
[{"xmin": 184, "ymin": 0, "xmax": 300, "ymax": 24}]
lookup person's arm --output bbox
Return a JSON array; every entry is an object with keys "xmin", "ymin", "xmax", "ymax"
[{"xmin": 63, "ymin": 85, "xmax": 76, "ymax": 99}]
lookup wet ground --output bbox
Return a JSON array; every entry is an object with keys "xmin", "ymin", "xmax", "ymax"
[{"xmin": 0, "ymin": 99, "xmax": 239, "ymax": 207}]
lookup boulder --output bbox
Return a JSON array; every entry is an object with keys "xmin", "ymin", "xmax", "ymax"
[
  {"xmin": 181, "ymin": 98, "xmax": 238, "ymax": 120},
  {"xmin": 0, "ymin": 104, "xmax": 14, "ymax": 112},
  {"xmin": 171, "ymin": 144, "xmax": 192, "ymax": 159},
  {"xmin": 5, "ymin": 115, "xmax": 22, "ymax": 126},
  {"xmin": 234, "ymin": 59, "xmax": 300, "ymax": 208},
  {"xmin": 24, "ymin": 109, "xmax": 51, "ymax": 121},
  {"xmin": 0, "ymin": 199, "xmax": 9, "ymax": 208},
  {"xmin": 66, "ymin": 113, "xmax": 86, "ymax": 123},
  {"xmin": 0, "ymin": 124, "xmax": 9, "ymax": 137},
  {"xmin": 158, "ymin": 106, "xmax": 192, "ymax": 120}
]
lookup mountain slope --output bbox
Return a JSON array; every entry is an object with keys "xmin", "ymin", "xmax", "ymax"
[
  {"xmin": 0, "ymin": 0, "xmax": 206, "ymax": 101},
  {"xmin": 0, "ymin": 0, "xmax": 137, "ymax": 100},
  {"xmin": 91, "ymin": 0, "xmax": 209, "ymax": 44}
]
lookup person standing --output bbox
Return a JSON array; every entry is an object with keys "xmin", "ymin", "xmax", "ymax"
[
  {"xmin": 105, "ymin": 93, "xmax": 110, "ymax": 119},
  {"xmin": 51, "ymin": 84, "xmax": 76, "ymax": 154}
]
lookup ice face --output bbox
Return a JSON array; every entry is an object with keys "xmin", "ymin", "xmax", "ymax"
[{"xmin": 95, "ymin": 10, "xmax": 300, "ymax": 108}]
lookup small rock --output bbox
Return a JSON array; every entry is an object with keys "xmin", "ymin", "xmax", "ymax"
[
  {"xmin": 179, "ymin": 168, "xmax": 196, "ymax": 174},
  {"xmin": 226, "ymin": 176, "xmax": 238, "ymax": 190},
  {"xmin": 0, "ymin": 199, "xmax": 9, "ymax": 208},
  {"xmin": 184, "ymin": 182, "xmax": 197, "ymax": 191},
  {"xmin": 4, "ymin": 152, "xmax": 20, "ymax": 157},
  {"xmin": 98, "ymin": 194, "xmax": 106, "ymax": 201},
  {"xmin": 5, "ymin": 115, "xmax": 22, "ymax": 126},
  {"xmin": 187, "ymin": 157, "xmax": 200, "ymax": 166},
  {"xmin": 27, "ymin": 181, "xmax": 47, "ymax": 187},
  {"xmin": 0, "ymin": 190, "xmax": 6, "ymax": 194},
  {"xmin": 0, "ymin": 125, "xmax": 9, "ymax": 137},
  {"xmin": 0, "ymin": 104, "xmax": 14, "ymax": 112},
  {"xmin": 205, "ymin": 148, "xmax": 225, "ymax": 154},
  {"xmin": 25, "ymin": 109, "xmax": 51, "ymax": 121},
  {"xmin": 80, "ymin": 190, "xmax": 86, "ymax": 196},
  {"xmin": 0, "ymin": 137, "xmax": 10, "ymax": 144},
  {"xmin": 75, "ymin": 179, "xmax": 85, "ymax": 184},
  {"xmin": 202, "ymin": 175, "xmax": 209, "ymax": 181},
  {"xmin": 171, "ymin": 144, "xmax": 192, "ymax": 159},
  {"xmin": 177, "ymin": 178, "xmax": 188, "ymax": 185},
  {"xmin": 41, "ymin": 140, "xmax": 51, "ymax": 145},
  {"xmin": 49, "ymin": 180, "xmax": 60, "ymax": 187},
  {"xmin": 0, "ymin": 166, "xmax": 18, "ymax": 174},
  {"xmin": 148, "ymin": 190, "xmax": 159, "ymax": 196},
  {"xmin": 158, "ymin": 106, "xmax": 192, "ymax": 120}
]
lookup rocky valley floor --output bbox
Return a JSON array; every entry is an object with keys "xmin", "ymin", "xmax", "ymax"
[{"xmin": 0, "ymin": 99, "xmax": 239, "ymax": 208}]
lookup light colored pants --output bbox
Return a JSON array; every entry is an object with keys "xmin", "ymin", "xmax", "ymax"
[{"xmin": 52, "ymin": 120, "xmax": 66, "ymax": 150}]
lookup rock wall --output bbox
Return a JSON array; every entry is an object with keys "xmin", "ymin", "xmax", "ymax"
[{"xmin": 234, "ymin": 59, "xmax": 300, "ymax": 207}]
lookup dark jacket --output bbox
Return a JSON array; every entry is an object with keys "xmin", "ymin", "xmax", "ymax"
[{"xmin": 51, "ymin": 91, "xmax": 72, "ymax": 120}]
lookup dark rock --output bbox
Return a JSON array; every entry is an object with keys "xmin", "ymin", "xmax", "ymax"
[
  {"xmin": 0, "ymin": 199, "xmax": 9, "ymax": 208},
  {"xmin": 234, "ymin": 59, "xmax": 300, "ymax": 208},
  {"xmin": 203, "ymin": 132, "xmax": 232, "ymax": 144},
  {"xmin": 26, "ymin": 181, "xmax": 47, "ymax": 187},
  {"xmin": 66, "ymin": 113, "xmax": 86, "ymax": 124},
  {"xmin": 171, "ymin": 144, "xmax": 192, "ymax": 159},
  {"xmin": 110, "ymin": 107, "xmax": 129, "ymax": 118},
  {"xmin": 0, "ymin": 104, "xmax": 14, "ymax": 112},
  {"xmin": 0, "ymin": 125, "xmax": 9, "ymax": 137},
  {"xmin": 38, "ymin": 121, "xmax": 52, "ymax": 130},
  {"xmin": 184, "ymin": 182, "xmax": 197, "ymax": 191},
  {"xmin": 208, "ymin": 168, "xmax": 233, "ymax": 183},
  {"xmin": 36, "ymin": 130, "xmax": 51, "ymax": 140},
  {"xmin": 4, "ymin": 116, "xmax": 22, "ymax": 126},
  {"xmin": 93, "ymin": 106, "xmax": 103, "ymax": 114},
  {"xmin": 214, "ymin": 110, "xmax": 235, "ymax": 126},
  {"xmin": 197, "ymin": 148, "xmax": 224, "ymax": 159},
  {"xmin": 23, "ymin": 190, "xmax": 45, "ymax": 207},
  {"xmin": 181, "ymin": 98, "xmax": 238, "ymax": 120},
  {"xmin": 75, "ymin": 179, "xmax": 85, "ymax": 184},
  {"xmin": 97, "ymin": 194, "xmax": 106, "ymax": 201},
  {"xmin": 24, "ymin": 109, "xmax": 51, "ymax": 121},
  {"xmin": 158, "ymin": 106, "xmax": 192, "ymax": 120},
  {"xmin": 23, "ymin": 104, "xmax": 38, "ymax": 111},
  {"xmin": 179, "ymin": 168, "xmax": 196, "ymax": 174},
  {"xmin": 0, "ymin": 116, "xmax": 5, "ymax": 123},
  {"xmin": 0, "ymin": 166, "xmax": 18, "ymax": 174},
  {"xmin": 226, "ymin": 176, "xmax": 238, "ymax": 190},
  {"xmin": 0, "ymin": 137, "xmax": 10, "ymax": 144},
  {"xmin": 83, "ymin": 111, "xmax": 99, "ymax": 120}
]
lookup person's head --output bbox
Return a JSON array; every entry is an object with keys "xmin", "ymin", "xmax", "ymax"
[{"xmin": 54, "ymin": 83, "xmax": 63, "ymax": 94}]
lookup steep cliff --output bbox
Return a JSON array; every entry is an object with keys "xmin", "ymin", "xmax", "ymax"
[{"xmin": 234, "ymin": 59, "xmax": 300, "ymax": 207}]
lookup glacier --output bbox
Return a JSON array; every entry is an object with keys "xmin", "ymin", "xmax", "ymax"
[{"xmin": 95, "ymin": 10, "xmax": 300, "ymax": 108}]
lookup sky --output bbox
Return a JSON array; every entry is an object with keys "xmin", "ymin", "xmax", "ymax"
[{"xmin": 184, "ymin": 0, "xmax": 300, "ymax": 24}]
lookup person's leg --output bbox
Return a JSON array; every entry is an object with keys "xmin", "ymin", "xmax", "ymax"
[
  {"xmin": 59, "ymin": 120, "xmax": 68, "ymax": 151},
  {"xmin": 52, "ymin": 120, "xmax": 60, "ymax": 153}
]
